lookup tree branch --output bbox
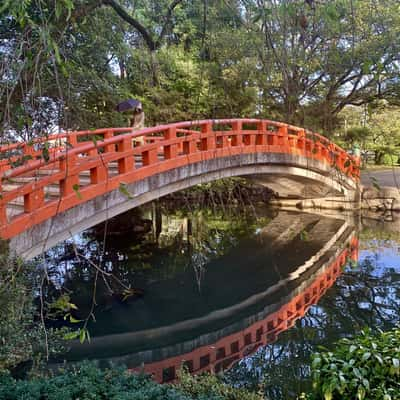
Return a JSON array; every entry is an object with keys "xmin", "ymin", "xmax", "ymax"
[
  {"xmin": 156, "ymin": 0, "xmax": 185, "ymax": 48},
  {"xmin": 102, "ymin": 0, "xmax": 157, "ymax": 51}
]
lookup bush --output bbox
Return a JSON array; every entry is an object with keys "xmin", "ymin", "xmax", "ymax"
[
  {"xmin": 310, "ymin": 328, "xmax": 400, "ymax": 400},
  {"xmin": 0, "ymin": 252, "xmax": 65, "ymax": 376},
  {"xmin": 0, "ymin": 362, "xmax": 262, "ymax": 400},
  {"xmin": 177, "ymin": 369, "xmax": 262, "ymax": 400}
]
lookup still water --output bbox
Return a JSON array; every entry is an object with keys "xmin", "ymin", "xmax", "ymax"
[{"xmin": 43, "ymin": 204, "xmax": 400, "ymax": 398}]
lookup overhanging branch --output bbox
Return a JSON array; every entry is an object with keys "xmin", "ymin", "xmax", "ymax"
[{"xmin": 102, "ymin": 0, "xmax": 157, "ymax": 51}]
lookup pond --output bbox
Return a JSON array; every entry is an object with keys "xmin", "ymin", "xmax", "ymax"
[{"xmin": 41, "ymin": 203, "xmax": 400, "ymax": 399}]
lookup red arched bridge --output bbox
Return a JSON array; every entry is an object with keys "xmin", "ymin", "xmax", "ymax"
[{"xmin": 0, "ymin": 119, "xmax": 359, "ymax": 258}]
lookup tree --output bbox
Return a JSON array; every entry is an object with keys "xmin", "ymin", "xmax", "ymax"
[
  {"xmin": 240, "ymin": 0, "xmax": 400, "ymax": 133},
  {"xmin": 338, "ymin": 102, "xmax": 400, "ymax": 164}
]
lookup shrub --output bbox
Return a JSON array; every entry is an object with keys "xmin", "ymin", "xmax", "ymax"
[
  {"xmin": 0, "ymin": 362, "xmax": 262, "ymax": 400},
  {"xmin": 177, "ymin": 369, "xmax": 262, "ymax": 400},
  {"xmin": 0, "ymin": 252, "xmax": 65, "ymax": 376},
  {"xmin": 310, "ymin": 328, "xmax": 400, "ymax": 400}
]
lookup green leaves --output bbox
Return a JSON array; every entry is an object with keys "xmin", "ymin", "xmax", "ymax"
[
  {"xmin": 72, "ymin": 183, "xmax": 82, "ymax": 199},
  {"xmin": 300, "ymin": 230, "xmax": 309, "ymax": 241},
  {"xmin": 310, "ymin": 328, "xmax": 400, "ymax": 400},
  {"xmin": 119, "ymin": 182, "xmax": 133, "ymax": 199},
  {"xmin": 42, "ymin": 142, "xmax": 50, "ymax": 163},
  {"xmin": 0, "ymin": 362, "xmax": 262, "ymax": 400}
]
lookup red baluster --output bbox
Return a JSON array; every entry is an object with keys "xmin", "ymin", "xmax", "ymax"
[
  {"xmin": 0, "ymin": 178, "xmax": 7, "ymax": 225},
  {"xmin": 118, "ymin": 137, "xmax": 134, "ymax": 173},
  {"xmin": 164, "ymin": 127, "xmax": 177, "ymax": 159},
  {"xmin": 231, "ymin": 121, "xmax": 242, "ymax": 146},
  {"xmin": 24, "ymin": 186, "xmax": 45, "ymax": 212},
  {"xmin": 201, "ymin": 122, "xmax": 215, "ymax": 150},
  {"xmin": 256, "ymin": 121, "xmax": 267, "ymax": 145},
  {"xmin": 60, "ymin": 135, "xmax": 79, "ymax": 196}
]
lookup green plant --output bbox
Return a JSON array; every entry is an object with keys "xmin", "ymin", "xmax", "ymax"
[
  {"xmin": 0, "ymin": 253, "xmax": 65, "ymax": 376},
  {"xmin": 311, "ymin": 328, "xmax": 400, "ymax": 400},
  {"xmin": 0, "ymin": 362, "xmax": 262, "ymax": 400},
  {"xmin": 177, "ymin": 368, "xmax": 263, "ymax": 400}
]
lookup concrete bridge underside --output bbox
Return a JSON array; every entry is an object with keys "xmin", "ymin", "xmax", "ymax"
[{"xmin": 11, "ymin": 152, "xmax": 357, "ymax": 259}]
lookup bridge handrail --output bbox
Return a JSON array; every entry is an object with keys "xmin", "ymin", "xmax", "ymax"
[
  {"xmin": 0, "ymin": 119, "xmax": 351, "ymax": 161},
  {"xmin": 0, "ymin": 119, "xmax": 358, "ymax": 183},
  {"xmin": 0, "ymin": 119, "xmax": 360, "ymax": 240}
]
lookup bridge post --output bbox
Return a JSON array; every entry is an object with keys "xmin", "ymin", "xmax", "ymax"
[
  {"xmin": 60, "ymin": 133, "xmax": 79, "ymax": 196},
  {"xmin": 117, "ymin": 137, "xmax": 134, "ymax": 174},
  {"xmin": 103, "ymin": 130, "xmax": 115, "ymax": 153},
  {"xmin": 278, "ymin": 125, "xmax": 289, "ymax": 147},
  {"xmin": 142, "ymin": 146, "xmax": 158, "ymax": 166},
  {"xmin": 256, "ymin": 121, "xmax": 267, "ymax": 145},
  {"xmin": 182, "ymin": 134, "xmax": 197, "ymax": 155},
  {"xmin": 0, "ymin": 179, "xmax": 6, "ymax": 226},
  {"xmin": 164, "ymin": 127, "xmax": 177, "ymax": 159},
  {"xmin": 23, "ymin": 142, "xmax": 35, "ymax": 163},
  {"xmin": 24, "ymin": 186, "xmax": 45, "ymax": 213},
  {"xmin": 296, "ymin": 129, "xmax": 306, "ymax": 152},
  {"xmin": 231, "ymin": 121, "xmax": 242, "ymax": 146},
  {"xmin": 201, "ymin": 122, "xmax": 215, "ymax": 150}
]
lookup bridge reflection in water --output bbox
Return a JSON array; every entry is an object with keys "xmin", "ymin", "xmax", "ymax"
[
  {"xmin": 139, "ymin": 237, "xmax": 357, "ymax": 383},
  {"xmin": 56, "ymin": 210, "xmax": 358, "ymax": 383}
]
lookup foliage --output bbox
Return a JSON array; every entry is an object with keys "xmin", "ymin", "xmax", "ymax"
[
  {"xmin": 2, "ymin": 0, "xmax": 400, "ymax": 140},
  {"xmin": 0, "ymin": 251, "xmax": 65, "ymax": 375},
  {"xmin": 0, "ymin": 362, "xmax": 262, "ymax": 400},
  {"xmin": 177, "ymin": 369, "xmax": 262, "ymax": 400},
  {"xmin": 338, "ymin": 102, "xmax": 400, "ymax": 164},
  {"xmin": 310, "ymin": 328, "xmax": 400, "ymax": 400}
]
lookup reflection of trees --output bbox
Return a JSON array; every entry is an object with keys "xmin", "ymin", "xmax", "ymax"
[
  {"xmin": 225, "ymin": 242, "xmax": 400, "ymax": 400},
  {"xmin": 41, "ymin": 205, "xmax": 271, "ymax": 318}
]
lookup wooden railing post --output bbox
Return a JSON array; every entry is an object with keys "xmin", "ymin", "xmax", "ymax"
[
  {"xmin": 183, "ymin": 134, "xmax": 197, "ymax": 155},
  {"xmin": 117, "ymin": 137, "xmax": 134, "ymax": 173},
  {"xmin": 23, "ymin": 142, "xmax": 35, "ymax": 162},
  {"xmin": 90, "ymin": 163, "xmax": 107, "ymax": 184},
  {"xmin": 231, "ymin": 121, "xmax": 242, "ymax": 146},
  {"xmin": 142, "ymin": 141, "xmax": 158, "ymax": 166},
  {"xmin": 0, "ymin": 178, "xmax": 6, "ymax": 225},
  {"xmin": 278, "ymin": 125, "xmax": 288, "ymax": 147},
  {"xmin": 103, "ymin": 130, "xmax": 115, "ymax": 153},
  {"xmin": 201, "ymin": 122, "xmax": 215, "ymax": 150},
  {"xmin": 297, "ymin": 130, "xmax": 306, "ymax": 152},
  {"xmin": 24, "ymin": 186, "xmax": 45, "ymax": 213},
  {"xmin": 256, "ymin": 120, "xmax": 267, "ymax": 145},
  {"xmin": 60, "ymin": 133, "xmax": 79, "ymax": 196},
  {"xmin": 164, "ymin": 127, "xmax": 177, "ymax": 159}
]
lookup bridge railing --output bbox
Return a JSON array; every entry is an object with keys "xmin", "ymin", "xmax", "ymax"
[{"xmin": 0, "ymin": 119, "xmax": 360, "ymax": 239}]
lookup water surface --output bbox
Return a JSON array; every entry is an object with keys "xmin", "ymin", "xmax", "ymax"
[{"xmin": 42, "ymin": 204, "xmax": 400, "ymax": 398}]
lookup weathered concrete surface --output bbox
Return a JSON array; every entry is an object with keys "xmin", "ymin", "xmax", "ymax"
[{"xmin": 10, "ymin": 152, "xmax": 357, "ymax": 259}]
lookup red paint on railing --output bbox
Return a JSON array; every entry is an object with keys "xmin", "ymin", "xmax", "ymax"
[{"xmin": 0, "ymin": 119, "xmax": 360, "ymax": 240}]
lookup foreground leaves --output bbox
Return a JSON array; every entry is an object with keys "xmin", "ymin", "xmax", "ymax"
[{"xmin": 311, "ymin": 328, "xmax": 400, "ymax": 399}]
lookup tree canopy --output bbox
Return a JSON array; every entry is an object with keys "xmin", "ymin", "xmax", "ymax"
[{"xmin": 1, "ymin": 0, "xmax": 400, "ymax": 141}]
